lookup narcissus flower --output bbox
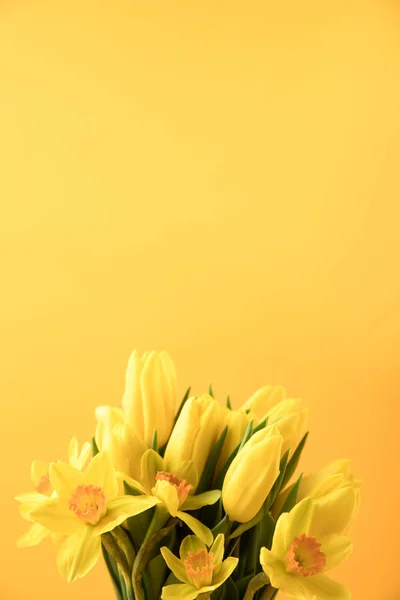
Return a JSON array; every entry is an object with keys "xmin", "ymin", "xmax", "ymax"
[
  {"xmin": 260, "ymin": 496, "xmax": 353, "ymax": 600},
  {"xmin": 160, "ymin": 534, "xmax": 238, "ymax": 599},
  {"xmin": 28, "ymin": 452, "xmax": 157, "ymax": 582},
  {"xmin": 120, "ymin": 449, "xmax": 220, "ymax": 545},
  {"xmin": 222, "ymin": 429, "xmax": 283, "ymax": 522}
]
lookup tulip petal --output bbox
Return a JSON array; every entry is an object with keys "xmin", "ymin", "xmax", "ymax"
[
  {"xmin": 17, "ymin": 523, "xmax": 49, "ymax": 547},
  {"xmin": 160, "ymin": 547, "xmax": 188, "ymax": 583},
  {"xmin": 29, "ymin": 498, "xmax": 79, "ymax": 534},
  {"xmin": 210, "ymin": 533, "xmax": 225, "ymax": 564},
  {"xmin": 84, "ymin": 452, "xmax": 118, "ymax": 500},
  {"xmin": 181, "ymin": 490, "xmax": 221, "ymax": 511},
  {"xmin": 153, "ymin": 480, "xmax": 180, "ymax": 516},
  {"xmin": 141, "ymin": 449, "xmax": 165, "ymax": 493},
  {"xmin": 177, "ymin": 511, "xmax": 213, "ymax": 546},
  {"xmin": 321, "ymin": 534, "xmax": 353, "ymax": 570},
  {"xmin": 271, "ymin": 498, "xmax": 313, "ymax": 557},
  {"xmin": 161, "ymin": 583, "xmax": 199, "ymax": 599},
  {"xmin": 56, "ymin": 526, "xmax": 101, "ymax": 582},
  {"xmin": 302, "ymin": 574, "xmax": 351, "ymax": 600},
  {"xmin": 179, "ymin": 535, "xmax": 207, "ymax": 560},
  {"xmin": 92, "ymin": 495, "xmax": 160, "ymax": 535},
  {"xmin": 310, "ymin": 487, "xmax": 357, "ymax": 538},
  {"xmin": 49, "ymin": 462, "xmax": 84, "ymax": 498}
]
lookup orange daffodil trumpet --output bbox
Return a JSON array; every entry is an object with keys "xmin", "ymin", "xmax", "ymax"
[{"xmin": 16, "ymin": 349, "xmax": 360, "ymax": 600}]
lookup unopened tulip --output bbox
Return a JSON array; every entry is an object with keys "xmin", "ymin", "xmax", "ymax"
[
  {"xmin": 122, "ymin": 350, "xmax": 178, "ymax": 447},
  {"xmin": 222, "ymin": 429, "xmax": 283, "ymax": 523},
  {"xmin": 217, "ymin": 408, "xmax": 253, "ymax": 471}
]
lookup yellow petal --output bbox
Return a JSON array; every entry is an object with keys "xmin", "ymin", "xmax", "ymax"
[
  {"xmin": 260, "ymin": 549, "xmax": 302, "ymax": 597},
  {"xmin": 141, "ymin": 449, "xmax": 165, "ymax": 494},
  {"xmin": 310, "ymin": 487, "xmax": 358, "ymax": 538},
  {"xmin": 118, "ymin": 472, "xmax": 147, "ymax": 494},
  {"xmin": 271, "ymin": 498, "xmax": 313, "ymax": 557},
  {"xmin": 92, "ymin": 495, "xmax": 159, "ymax": 536},
  {"xmin": 152, "ymin": 480, "xmax": 180, "ymax": 516},
  {"xmin": 160, "ymin": 546, "xmax": 188, "ymax": 583},
  {"xmin": 161, "ymin": 583, "xmax": 198, "ymax": 600},
  {"xmin": 84, "ymin": 451, "xmax": 118, "ymax": 500},
  {"xmin": 15, "ymin": 492, "xmax": 49, "ymax": 507},
  {"xmin": 49, "ymin": 461, "xmax": 84, "ymax": 498},
  {"xmin": 179, "ymin": 535, "xmax": 206, "ymax": 560},
  {"xmin": 56, "ymin": 526, "xmax": 101, "ymax": 582},
  {"xmin": 173, "ymin": 460, "xmax": 199, "ymax": 490},
  {"xmin": 321, "ymin": 534, "xmax": 353, "ymax": 570},
  {"xmin": 30, "ymin": 460, "xmax": 49, "ymax": 486},
  {"xmin": 210, "ymin": 534, "xmax": 225, "ymax": 565},
  {"xmin": 29, "ymin": 498, "xmax": 79, "ymax": 534},
  {"xmin": 181, "ymin": 490, "xmax": 220, "ymax": 511},
  {"xmin": 241, "ymin": 385, "xmax": 286, "ymax": 418},
  {"xmin": 201, "ymin": 557, "xmax": 239, "ymax": 589},
  {"xmin": 176, "ymin": 511, "xmax": 213, "ymax": 546},
  {"xmin": 17, "ymin": 523, "xmax": 49, "ymax": 547},
  {"xmin": 302, "ymin": 574, "xmax": 351, "ymax": 600}
]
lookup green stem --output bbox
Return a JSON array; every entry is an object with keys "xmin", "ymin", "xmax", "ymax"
[
  {"xmin": 102, "ymin": 533, "xmax": 134, "ymax": 600},
  {"xmin": 198, "ymin": 594, "xmax": 212, "ymax": 599},
  {"xmin": 112, "ymin": 527, "xmax": 136, "ymax": 567},
  {"xmin": 131, "ymin": 516, "xmax": 178, "ymax": 600},
  {"xmin": 260, "ymin": 585, "xmax": 278, "ymax": 600},
  {"xmin": 243, "ymin": 572, "xmax": 269, "ymax": 600}
]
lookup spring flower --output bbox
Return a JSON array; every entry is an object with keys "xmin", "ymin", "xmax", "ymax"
[
  {"xmin": 160, "ymin": 534, "xmax": 238, "ymax": 599},
  {"xmin": 120, "ymin": 448, "xmax": 220, "ymax": 545},
  {"xmin": 222, "ymin": 429, "xmax": 283, "ymax": 522},
  {"xmin": 122, "ymin": 350, "xmax": 178, "ymax": 447},
  {"xmin": 217, "ymin": 407, "xmax": 253, "ymax": 471},
  {"xmin": 260, "ymin": 496, "xmax": 354, "ymax": 600},
  {"xmin": 164, "ymin": 394, "xmax": 223, "ymax": 483},
  {"xmin": 28, "ymin": 452, "xmax": 158, "ymax": 582},
  {"xmin": 15, "ymin": 437, "xmax": 91, "ymax": 548},
  {"xmin": 241, "ymin": 385, "xmax": 287, "ymax": 417}
]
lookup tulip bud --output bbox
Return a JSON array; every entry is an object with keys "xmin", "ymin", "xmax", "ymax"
[
  {"xmin": 222, "ymin": 429, "xmax": 283, "ymax": 523},
  {"xmin": 241, "ymin": 385, "xmax": 286, "ymax": 419},
  {"xmin": 266, "ymin": 399, "xmax": 308, "ymax": 456},
  {"xmin": 164, "ymin": 394, "xmax": 223, "ymax": 481},
  {"xmin": 122, "ymin": 350, "xmax": 177, "ymax": 447},
  {"xmin": 217, "ymin": 408, "xmax": 253, "ymax": 471}
]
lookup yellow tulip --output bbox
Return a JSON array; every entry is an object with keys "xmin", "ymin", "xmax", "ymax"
[
  {"xmin": 222, "ymin": 429, "xmax": 283, "ymax": 523},
  {"xmin": 122, "ymin": 350, "xmax": 178, "ymax": 447},
  {"xmin": 164, "ymin": 394, "xmax": 223, "ymax": 483},
  {"xmin": 241, "ymin": 385, "xmax": 286, "ymax": 419},
  {"xmin": 217, "ymin": 407, "xmax": 253, "ymax": 471},
  {"xmin": 260, "ymin": 495, "xmax": 354, "ymax": 600}
]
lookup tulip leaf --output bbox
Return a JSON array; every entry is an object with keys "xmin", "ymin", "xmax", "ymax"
[
  {"xmin": 280, "ymin": 473, "xmax": 303, "ymax": 515},
  {"xmin": 266, "ymin": 449, "xmax": 290, "ymax": 508},
  {"xmin": 92, "ymin": 436, "xmax": 99, "ymax": 457},
  {"xmin": 174, "ymin": 386, "xmax": 191, "ymax": 423},
  {"xmin": 258, "ymin": 509, "xmax": 275, "ymax": 552},
  {"xmin": 209, "ymin": 383, "xmax": 214, "ymax": 397},
  {"xmin": 151, "ymin": 429, "xmax": 158, "ymax": 452},
  {"xmin": 196, "ymin": 426, "xmax": 228, "ymax": 494},
  {"xmin": 229, "ymin": 505, "xmax": 266, "ymax": 540},
  {"xmin": 101, "ymin": 544, "xmax": 124, "ymax": 600},
  {"xmin": 212, "ymin": 514, "xmax": 231, "ymax": 537},
  {"xmin": 235, "ymin": 574, "xmax": 254, "ymax": 594},
  {"xmin": 226, "ymin": 395, "xmax": 232, "ymax": 409},
  {"xmin": 213, "ymin": 421, "xmax": 254, "ymax": 489},
  {"xmin": 280, "ymin": 432, "xmax": 309, "ymax": 489}
]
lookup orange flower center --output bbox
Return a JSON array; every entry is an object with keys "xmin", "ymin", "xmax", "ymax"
[
  {"xmin": 285, "ymin": 533, "xmax": 326, "ymax": 577},
  {"xmin": 68, "ymin": 484, "xmax": 107, "ymax": 525},
  {"xmin": 184, "ymin": 549, "xmax": 215, "ymax": 589},
  {"xmin": 35, "ymin": 474, "xmax": 52, "ymax": 496},
  {"xmin": 155, "ymin": 471, "xmax": 193, "ymax": 506}
]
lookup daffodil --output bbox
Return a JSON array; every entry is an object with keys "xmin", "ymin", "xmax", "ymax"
[
  {"xmin": 260, "ymin": 496, "xmax": 354, "ymax": 600},
  {"xmin": 120, "ymin": 448, "xmax": 220, "ymax": 545},
  {"xmin": 160, "ymin": 534, "xmax": 238, "ymax": 599},
  {"xmin": 15, "ymin": 437, "xmax": 91, "ymax": 548},
  {"xmin": 28, "ymin": 452, "xmax": 158, "ymax": 582}
]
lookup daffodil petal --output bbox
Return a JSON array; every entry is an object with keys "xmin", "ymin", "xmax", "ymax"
[
  {"xmin": 160, "ymin": 547, "xmax": 188, "ymax": 583},
  {"xmin": 161, "ymin": 583, "xmax": 199, "ymax": 599},
  {"xmin": 179, "ymin": 535, "xmax": 207, "ymax": 560},
  {"xmin": 153, "ymin": 480, "xmax": 180, "ymax": 516},
  {"xmin": 17, "ymin": 523, "xmax": 49, "ymax": 547},
  {"xmin": 302, "ymin": 574, "xmax": 351, "ymax": 600},
  {"xmin": 210, "ymin": 534, "xmax": 224, "ymax": 565},
  {"xmin": 260, "ymin": 550, "xmax": 300, "ymax": 596},
  {"xmin": 206, "ymin": 557, "xmax": 238, "ymax": 588},
  {"xmin": 30, "ymin": 460, "xmax": 49, "ymax": 486},
  {"xmin": 181, "ymin": 490, "xmax": 221, "ymax": 511},
  {"xmin": 49, "ymin": 461, "xmax": 84, "ymax": 498},
  {"xmin": 141, "ymin": 449, "xmax": 165, "ymax": 493},
  {"xmin": 173, "ymin": 460, "xmax": 199, "ymax": 490},
  {"xmin": 176, "ymin": 511, "xmax": 213, "ymax": 546},
  {"xmin": 321, "ymin": 534, "xmax": 353, "ymax": 570},
  {"xmin": 29, "ymin": 498, "xmax": 79, "ymax": 534},
  {"xmin": 15, "ymin": 492, "xmax": 49, "ymax": 507},
  {"xmin": 272, "ymin": 498, "xmax": 313, "ymax": 556},
  {"xmin": 84, "ymin": 452, "xmax": 118, "ymax": 500},
  {"xmin": 57, "ymin": 526, "xmax": 101, "ymax": 583},
  {"xmin": 92, "ymin": 495, "xmax": 160, "ymax": 535}
]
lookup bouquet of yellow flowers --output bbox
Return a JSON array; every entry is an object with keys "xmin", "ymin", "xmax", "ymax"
[{"xmin": 16, "ymin": 350, "xmax": 360, "ymax": 600}]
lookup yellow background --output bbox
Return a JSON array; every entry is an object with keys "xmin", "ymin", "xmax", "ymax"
[{"xmin": 1, "ymin": 1, "xmax": 399, "ymax": 598}]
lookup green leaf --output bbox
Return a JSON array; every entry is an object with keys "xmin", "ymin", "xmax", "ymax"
[
  {"xmin": 151, "ymin": 429, "xmax": 158, "ymax": 452},
  {"xmin": 266, "ymin": 450, "xmax": 289, "ymax": 508},
  {"xmin": 220, "ymin": 576, "xmax": 239, "ymax": 600},
  {"xmin": 235, "ymin": 574, "xmax": 254, "ymax": 593},
  {"xmin": 101, "ymin": 544, "xmax": 124, "ymax": 600},
  {"xmin": 211, "ymin": 514, "xmax": 231, "ymax": 537},
  {"xmin": 196, "ymin": 426, "xmax": 228, "ymax": 494},
  {"xmin": 258, "ymin": 510, "xmax": 275, "ymax": 552},
  {"xmin": 209, "ymin": 383, "xmax": 214, "ymax": 397},
  {"xmin": 174, "ymin": 386, "xmax": 191, "ymax": 423},
  {"xmin": 229, "ymin": 504, "xmax": 266, "ymax": 540},
  {"xmin": 280, "ymin": 432, "xmax": 308, "ymax": 489},
  {"xmin": 280, "ymin": 473, "xmax": 303, "ymax": 515},
  {"xmin": 214, "ymin": 421, "xmax": 254, "ymax": 489},
  {"xmin": 226, "ymin": 395, "xmax": 232, "ymax": 409},
  {"xmin": 92, "ymin": 436, "xmax": 99, "ymax": 457},
  {"xmin": 145, "ymin": 553, "xmax": 168, "ymax": 599},
  {"xmin": 252, "ymin": 417, "xmax": 268, "ymax": 434}
]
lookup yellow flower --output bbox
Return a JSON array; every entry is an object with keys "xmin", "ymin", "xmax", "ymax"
[
  {"xmin": 273, "ymin": 459, "xmax": 361, "ymax": 531},
  {"xmin": 121, "ymin": 448, "xmax": 220, "ymax": 545},
  {"xmin": 122, "ymin": 349, "xmax": 178, "ymax": 447},
  {"xmin": 241, "ymin": 385, "xmax": 287, "ymax": 418},
  {"xmin": 164, "ymin": 394, "xmax": 223, "ymax": 483},
  {"xmin": 28, "ymin": 452, "xmax": 157, "ymax": 582},
  {"xmin": 260, "ymin": 496, "xmax": 354, "ymax": 600},
  {"xmin": 222, "ymin": 429, "xmax": 283, "ymax": 523},
  {"xmin": 217, "ymin": 407, "xmax": 253, "ymax": 471},
  {"xmin": 15, "ymin": 437, "xmax": 91, "ymax": 548},
  {"xmin": 160, "ymin": 534, "xmax": 238, "ymax": 599}
]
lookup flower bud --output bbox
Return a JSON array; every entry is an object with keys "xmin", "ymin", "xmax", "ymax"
[
  {"xmin": 217, "ymin": 408, "xmax": 252, "ymax": 471},
  {"xmin": 222, "ymin": 429, "xmax": 283, "ymax": 523},
  {"xmin": 122, "ymin": 350, "xmax": 177, "ymax": 447}
]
